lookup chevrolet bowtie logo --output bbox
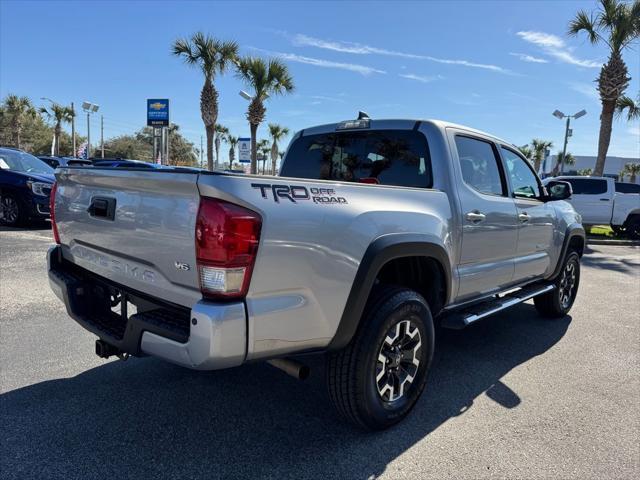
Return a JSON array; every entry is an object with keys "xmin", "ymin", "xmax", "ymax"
[{"xmin": 149, "ymin": 102, "xmax": 166, "ymax": 110}]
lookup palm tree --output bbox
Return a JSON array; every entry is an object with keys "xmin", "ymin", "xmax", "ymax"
[
  {"xmin": 2, "ymin": 94, "xmax": 36, "ymax": 149},
  {"xmin": 268, "ymin": 124, "xmax": 289, "ymax": 175},
  {"xmin": 256, "ymin": 139, "xmax": 270, "ymax": 175},
  {"xmin": 622, "ymin": 162, "xmax": 640, "ymax": 183},
  {"xmin": 39, "ymin": 103, "xmax": 74, "ymax": 156},
  {"xmin": 518, "ymin": 144, "xmax": 533, "ymax": 163},
  {"xmin": 172, "ymin": 32, "xmax": 238, "ymax": 171},
  {"xmin": 236, "ymin": 56, "xmax": 294, "ymax": 174},
  {"xmin": 552, "ymin": 151, "xmax": 575, "ymax": 176},
  {"xmin": 227, "ymin": 135, "xmax": 238, "ymax": 165},
  {"xmin": 531, "ymin": 139, "xmax": 553, "ymax": 173},
  {"xmin": 577, "ymin": 168, "xmax": 593, "ymax": 176},
  {"xmin": 568, "ymin": 0, "xmax": 640, "ymax": 176},
  {"xmin": 214, "ymin": 123, "xmax": 229, "ymax": 168},
  {"xmin": 616, "ymin": 93, "xmax": 640, "ymax": 121}
]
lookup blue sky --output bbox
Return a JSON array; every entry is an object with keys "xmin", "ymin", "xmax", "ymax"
[{"xmin": 1, "ymin": 0, "xmax": 639, "ymax": 160}]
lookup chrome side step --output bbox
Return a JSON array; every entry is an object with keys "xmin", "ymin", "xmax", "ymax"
[{"xmin": 440, "ymin": 283, "xmax": 555, "ymax": 330}]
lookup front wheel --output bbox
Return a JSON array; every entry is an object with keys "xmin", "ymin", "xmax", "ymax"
[
  {"xmin": 534, "ymin": 251, "xmax": 580, "ymax": 318},
  {"xmin": 326, "ymin": 286, "xmax": 435, "ymax": 430},
  {"xmin": 0, "ymin": 194, "xmax": 24, "ymax": 227},
  {"xmin": 626, "ymin": 217, "xmax": 640, "ymax": 240}
]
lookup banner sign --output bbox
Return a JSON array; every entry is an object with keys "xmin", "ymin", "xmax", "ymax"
[
  {"xmin": 238, "ymin": 138, "xmax": 251, "ymax": 163},
  {"xmin": 147, "ymin": 99, "xmax": 169, "ymax": 127}
]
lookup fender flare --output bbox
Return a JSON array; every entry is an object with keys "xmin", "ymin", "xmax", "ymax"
[
  {"xmin": 327, "ymin": 233, "xmax": 451, "ymax": 351},
  {"xmin": 548, "ymin": 223, "xmax": 586, "ymax": 281}
]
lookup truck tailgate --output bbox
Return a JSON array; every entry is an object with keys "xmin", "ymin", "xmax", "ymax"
[{"xmin": 54, "ymin": 168, "xmax": 201, "ymax": 307}]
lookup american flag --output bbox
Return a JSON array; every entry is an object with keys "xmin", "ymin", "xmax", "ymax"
[{"xmin": 77, "ymin": 142, "xmax": 88, "ymax": 159}]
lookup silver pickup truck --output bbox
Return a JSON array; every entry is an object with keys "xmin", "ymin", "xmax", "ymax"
[{"xmin": 48, "ymin": 116, "xmax": 585, "ymax": 430}]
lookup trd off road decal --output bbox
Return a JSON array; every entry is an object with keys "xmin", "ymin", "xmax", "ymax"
[{"xmin": 251, "ymin": 183, "xmax": 348, "ymax": 204}]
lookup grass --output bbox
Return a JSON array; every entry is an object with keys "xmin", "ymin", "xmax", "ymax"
[{"xmin": 587, "ymin": 225, "xmax": 615, "ymax": 237}]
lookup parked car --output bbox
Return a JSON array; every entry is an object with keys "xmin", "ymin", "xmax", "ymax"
[
  {"xmin": 48, "ymin": 117, "xmax": 584, "ymax": 430},
  {"xmin": 39, "ymin": 156, "xmax": 93, "ymax": 168},
  {"xmin": 92, "ymin": 159, "xmax": 157, "ymax": 168},
  {"xmin": 545, "ymin": 176, "xmax": 640, "ymax": 238},
  {"xmin": 0, "ymin": 147, "xmax": 54, "ymax": 226}
]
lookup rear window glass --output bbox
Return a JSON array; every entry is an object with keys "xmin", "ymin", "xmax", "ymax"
[
  {"xmin": 615, "ymin": 182, "xmax": 640, "ymax": 194},
  {"xmin": 281, "ymin": 129, "xmax": 432, "ymax": 188},
  {"xmin": 566, "ymin": 178, "xmax": 607, "ymax": 195}
]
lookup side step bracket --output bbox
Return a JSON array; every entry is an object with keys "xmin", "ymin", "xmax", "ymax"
[{"xmin": 440, "ymin": 284, "xmax": 555, "ymax": 330}]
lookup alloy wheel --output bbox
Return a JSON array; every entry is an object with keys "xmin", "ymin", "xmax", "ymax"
[
  {"xmin": 0, "ymin": 196, "xmax": 19, "ymax": 225},
  {"xmin": 375, "ymin": 319, "xmax": 422, "ymax": 402},
  {"xmin": 559, "ymin": 261, "xmax": 577, "ymax": 309}
]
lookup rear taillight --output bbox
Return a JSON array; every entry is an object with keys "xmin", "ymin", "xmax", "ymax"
[
  {"xmin": 50, "ymin": 182, "xmax": 60, "ymax": 244},
  {"xmin": 195, "ymin": 197, "xmax": 262, "ymax": 299}
]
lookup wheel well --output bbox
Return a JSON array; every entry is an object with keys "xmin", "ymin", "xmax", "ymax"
[
  {"xmin": 375, "ymin": 256, "xmax": 446, "ymax": 316},
  {"xmin": 568, "ymin": 235, "xmax": 585, "ymax": 257}
]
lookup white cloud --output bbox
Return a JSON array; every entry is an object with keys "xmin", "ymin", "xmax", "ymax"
[
  {"xmin": 310, "ymin": 95, "xmax": 346, "ymax": 103},
  {"xmin": 627, "ymin": 126, "xmax": 640, "ymax": 137},
  {"xmin": 516, "ymin": 31, "xmax": 600, "ymax": 68},
  {"xmin": 570, "ymin": 82, "xmax": 599, "ymax": 100},
  {"xmin": 399, "ymin": 73, "xmax": 442, "ymax": 83},
  {"xmin": 509, "ymin": 52, "xmax": 548, "ymax": 63},
  {"xmin": 249, "ymin": 47, "xmax": 386, "ymax": 76},
  {"xmin": 290, "ymin": 33, "xmax": 512, "ymax": 74}
]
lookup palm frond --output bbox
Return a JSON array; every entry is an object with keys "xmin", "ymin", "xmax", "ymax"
[
  {"xmin": 568, "ymin": 10, "xmax": 601, "ymax": 44},
  {"xmin": 616, "ymin": 94, "xmax": 640, "ymax": 121}
]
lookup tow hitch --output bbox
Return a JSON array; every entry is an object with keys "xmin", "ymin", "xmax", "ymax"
[{"xmin": 95, "ymin": 339, "xmax": 129, "ymax": 361}]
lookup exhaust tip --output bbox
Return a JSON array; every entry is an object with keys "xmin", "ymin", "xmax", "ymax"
[{"xmin": 267, "ymin": 358, "xmax": 310, "ymax": 381}]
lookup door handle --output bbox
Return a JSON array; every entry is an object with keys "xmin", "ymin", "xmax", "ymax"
[
  {"xmin": 465, "ymin": 211, "xmax": 486, "ymax": 223},
  {"xmin": 518, "ymin": 212, "xmax": 530, "ymax": 223},
  {"xmin": 599, "ymin": 198, "xmax": 610, "ymax": 201}
]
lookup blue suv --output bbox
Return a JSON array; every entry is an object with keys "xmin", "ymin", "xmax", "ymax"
[{"xmin": 0, "ymin": 147, "xmax": 55, "ymax": 226}]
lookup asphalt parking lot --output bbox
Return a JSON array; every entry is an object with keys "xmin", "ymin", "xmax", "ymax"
[{"xmin": 1, "ymin": 225, "xmax": 638, "ymax": 480}]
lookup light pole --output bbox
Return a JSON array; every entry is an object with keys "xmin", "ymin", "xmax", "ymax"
[
  {"xmin": 552, "ymin": 109, "xmax": 586, "ymax": 174},
  {"xmin": 82, "ymin": 101, "xmax": 99, "ymax": 159}
]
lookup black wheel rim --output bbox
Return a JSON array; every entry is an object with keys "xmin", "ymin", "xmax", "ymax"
[
  {"xmin": 375, "ymin": 318, "xmax": 422, "ymax": 402},
  {"xmin": 559, "ymin": 260, "xmax": 578, "ymax": 309},
  {"xmin": 1, "ymin": 197, "xmax": 18, "ymax": 225}
]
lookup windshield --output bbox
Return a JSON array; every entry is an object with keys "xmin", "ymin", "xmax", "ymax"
[{"xmin": 0, "ymin": 149, "xmax": 55, "ymax": 174}]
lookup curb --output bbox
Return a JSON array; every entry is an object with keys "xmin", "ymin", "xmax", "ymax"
[{"xmin": 586, "ymin": 237, "xmax": 640, "ymax": 246}]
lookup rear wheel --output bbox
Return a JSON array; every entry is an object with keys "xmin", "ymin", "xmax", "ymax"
[
  {"xmin": 534, "ymin": 251, "xmax": 580, "ymax": 318},
  {"xmin": 326, "ymin": 286, "xmax": 434, "ymax": 430},
  {"xmin": 0, "ymin": 194, "xmax": 23, "ymax": 227}
]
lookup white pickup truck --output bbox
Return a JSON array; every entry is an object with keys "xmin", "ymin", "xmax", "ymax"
[{"xmin": 547, "ymin": 176, "xmax": 640, "ymax": 239}]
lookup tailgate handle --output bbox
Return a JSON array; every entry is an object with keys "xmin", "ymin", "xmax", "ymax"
[{"xmin": 88, "ymin": 197, "xmax": 116, "ymax": 220}]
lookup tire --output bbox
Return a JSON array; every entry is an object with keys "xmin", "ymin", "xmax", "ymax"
[
  {"xmin": 0, "ymin": 194, "xmax": 24, "ymax": 227},
  {"xmin": 326, "ymin": 286, "xmax": 435, "ymax": 431},
  {"xmin": 611, "ymin": 225, "xmax": 625, "ymax": 237},
  {"xmin": 626, "ymin": 217, "xmax": 640, "ymax": 240},
  {"xmin": 534, "ymin": 251, "xmax": 580, "ymax": 318}
]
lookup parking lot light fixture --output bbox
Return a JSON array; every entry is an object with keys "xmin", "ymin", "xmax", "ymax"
[
  {"xmin": 82, "ymin": 101, "xmax": 100, "ymax": 158},
  {"xmin": 553, "ymin": 109, "xmax": 587, "ymax": 174}
]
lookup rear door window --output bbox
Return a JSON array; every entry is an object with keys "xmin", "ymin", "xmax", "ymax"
[
  {"xmin": 566, "ymin": 178, "xmax": 607, "ymax": 195},
  {"xmin": 455, "ymin": 136, "xmax": 505, "ymax": 196},
  {"xmin": 615, "ymin": 182, "xmax": 640, "ymax": 194},
  {"xmin": 281, "ymin": 129, "xmax": 431, "ymax": 188}
]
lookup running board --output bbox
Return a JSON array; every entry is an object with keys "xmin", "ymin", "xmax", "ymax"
[{"xmin": 440, "ymin": 284, "xmax": 555, "ymax": 330}]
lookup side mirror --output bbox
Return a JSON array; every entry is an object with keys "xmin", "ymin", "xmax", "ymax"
[{"xmin": 545, "ymin": 180, "xmax": 572, "ymax": 201}]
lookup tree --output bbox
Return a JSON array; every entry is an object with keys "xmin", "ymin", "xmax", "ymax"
[
  {"xmin": 172, "ymin": 32, "xmax": 238, "ymax": 171},
  {"xmin": 268, "ymin": 123, "xmax": 289, "ymax": 175},
  {"xmin": 568, "ymin": 0, "xmax": 640, "ymax": 176},
  {"xmin": 214, "ymin": 124, "xmax": 229, "ymax": 168},
  {"xmin": 577, "ymin": 168, "xmax": 593, "ymax": 176},
  {"xmin": 552, "ymin": 151, "xmax": 575, "ymax": 176},
  {"xmin": 616, "ymin": 93, "xmax": 640, "ymax": 120},
  {"xmin": 256, "ymin": 139, "xmax": 269, "ymax": 174},
  {"xmin": 622, "ymin": 162, "xmax": 640, "ymax": 182},
  {"xmin": 39, "ymin": 103, "xmax": 75, "ymax": 156},
  {"xmin": 2, "ymin": 94, "xmax": 36, "ymax": 149},
  {"xmin": 227, "ymin": 135, "xmax": 238, "ymax": 164},
  {"xmin": 518, "ymin": 144, "xmax": 533, "ymax": 163},
  {"xmin": 236, "ymin": 56, "xmax": 294, "ymax": 174},
  {"xmin": 531, "ymin": 139, "xmax": 553, "ymax": 173}
]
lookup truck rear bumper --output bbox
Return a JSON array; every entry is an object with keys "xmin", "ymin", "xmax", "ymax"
[{"xmin": 47, "ymin": 245, "xmax": 246, "ymax": 370}]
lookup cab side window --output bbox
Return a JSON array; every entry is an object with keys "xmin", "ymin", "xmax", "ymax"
[
  {"xmin": 501, "ymin": 147, "xmax": 542, "ymax": 199},
  {"xmin": 455, "ymin": 136, "xmax": 505, "ymax": 196}
]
